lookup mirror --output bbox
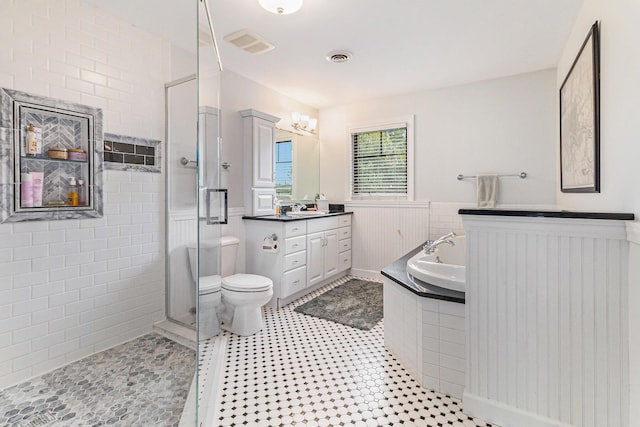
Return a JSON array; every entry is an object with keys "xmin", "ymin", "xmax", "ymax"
[{"xmin": 275, "ymin": 128, "xmax": 319, "ymax": 204}]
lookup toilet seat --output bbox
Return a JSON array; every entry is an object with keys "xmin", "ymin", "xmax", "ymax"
[
  {"xmin": 222, "ymin": 274, "xmax": 272, "ymax": 292},
  {"xmin": 199, "ymin": 275, "xmax": 222, "ymax": 295}
]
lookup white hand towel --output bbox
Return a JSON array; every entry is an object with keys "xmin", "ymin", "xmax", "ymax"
[{"xmin": 477, "ymin": 174, "xmax": 498, "ymax": 208}]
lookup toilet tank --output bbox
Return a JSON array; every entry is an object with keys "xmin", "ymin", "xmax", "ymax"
[{"xmin": 187, "ymin": 236, "xmax": 240, "ymax": 282}]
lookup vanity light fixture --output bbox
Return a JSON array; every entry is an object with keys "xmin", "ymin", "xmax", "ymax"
[
  {"xmin": 258, "ymin": 0, "xmax": 303, "ymax": 15},
  {"xmin": 291, "ymin": 112, "xmax": 317, "ymax": 134}
]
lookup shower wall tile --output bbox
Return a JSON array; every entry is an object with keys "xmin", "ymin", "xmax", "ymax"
[{"xmin": 0, "ymin": 0, "xmax": 169, "ymax": 390}]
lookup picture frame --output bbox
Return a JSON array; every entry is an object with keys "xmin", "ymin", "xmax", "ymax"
[{"xmin": 559, "ymin": 21, "xmax": 600, "ymax": 193}]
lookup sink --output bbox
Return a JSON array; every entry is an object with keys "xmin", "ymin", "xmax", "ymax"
[
  {"xmin": 406, "ymin": 235, "xmax": 465, "ymax": 292},
  {"xmin": 286, "ymin": 211, "xmax": 328, "ymax": 217}
]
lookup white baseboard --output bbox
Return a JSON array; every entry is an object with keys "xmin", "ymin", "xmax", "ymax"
[
  {"xmin": 349, "ymin": 268, "xmax": 383, "ymax": 282},
  {"xmin": 463, "ymin": 391, "xmax": 573, "ymax": 427}
]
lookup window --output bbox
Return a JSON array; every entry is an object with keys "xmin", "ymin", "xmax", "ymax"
[
  {"xmin": 349, "ymin": 117, "xmax": 413, "ymax": 199},
  {"xmin": 275, "ymin": 140, "xmax": 292, "ymax": 197}
]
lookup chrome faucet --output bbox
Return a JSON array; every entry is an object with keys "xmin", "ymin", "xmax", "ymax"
[
  {"xmin": 290, "ymin": 203, "xmax": 306, "ymax": 213},
  {"xmin": 423, "ymin": 232, "xmax": 456, "ymax": 254}
]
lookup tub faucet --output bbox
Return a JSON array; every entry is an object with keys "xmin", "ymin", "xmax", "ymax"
[{"xmin": 423, "ymin": 232, "xmax": 456, "ymax": 254}]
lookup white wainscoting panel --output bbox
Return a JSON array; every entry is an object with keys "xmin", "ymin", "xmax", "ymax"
[
  {"xmin": 461, "ymin": 215, "xmax": 630, "ymax": 427},
  {"xmin": 626, "ymin": 221, "xmax": 640, "ymax": 427},
  {"xmin": 346, "ymin": 202, "xmax": 430, "ymax": 279},
  {"xmin": 167, "ymin": 211, "xmax": 198, "ymax": 320}
]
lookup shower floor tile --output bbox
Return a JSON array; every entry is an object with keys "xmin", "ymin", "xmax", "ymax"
[
  {"xmin": 214, "ymin": 275, "xmax": 493, "ymax": 427},
  {"xmin": 0, "ymin": 333, "xmax": 195, "ymax": 427}
]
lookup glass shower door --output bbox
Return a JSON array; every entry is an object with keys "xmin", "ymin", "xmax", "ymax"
[{"xmin": 196, "ymin": 0, "xmax": 224, "ymax": 425}]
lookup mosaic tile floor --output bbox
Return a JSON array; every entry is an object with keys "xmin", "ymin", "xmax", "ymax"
[
  {"xmin": 0, "ymin": 334, "xmax": 195, "ymax": 427},
  {"xmin": 213, "ymin": 275, "xmax": 493, "ymax": 427}
]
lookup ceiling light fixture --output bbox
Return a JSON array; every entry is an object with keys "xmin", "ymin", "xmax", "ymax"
[
  {"xmin": 258, "ymin": 0, "xmax": 303, "ymax": 15},
  {"xmin": 291, "ymin": 112, "xmax": 317, "ymax": 134}
]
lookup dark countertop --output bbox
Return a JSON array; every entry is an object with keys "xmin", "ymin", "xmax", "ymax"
[
  {"xmin": 243, "ymin": 211, "xmax": 353, "ymax": 222},
  {"xmin": 381, "ymin": 244, "xmax": 465, "ymax": 304},
  {"xmin": 459, "ymin": 209, "xmax": 634, "ymax": 221}
]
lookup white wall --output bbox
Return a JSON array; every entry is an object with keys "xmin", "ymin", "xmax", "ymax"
[
  {"xmin": 320, "ymin": 69, "xmax": 557, "ymax": 205},
  {"xmin": 0, "ymin": 0, "xmax": 171, "ymax": 389},
  {"xmin": 556, "ymin": 0, "xmax": 640, "ymax": 214},
  {"xmin": 220, "ymin": 70, "xmax": 318, "ymax": 208}
]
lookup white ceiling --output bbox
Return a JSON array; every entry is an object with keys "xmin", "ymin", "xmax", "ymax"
[{"xmin": 86, "ymin": 0, "xmax": 583, "ymax": 109}]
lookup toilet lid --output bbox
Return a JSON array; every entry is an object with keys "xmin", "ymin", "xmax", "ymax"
[
  {"xmin": 199, "ymin": 275, "xmax": 222, "ymax": 295},
  {"xmin": 222, "ymin": 274, "xmax": 273, "ymax": 292}
]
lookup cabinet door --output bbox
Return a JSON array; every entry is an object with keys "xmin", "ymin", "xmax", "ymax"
[
  {"xmin": 307, "ymin": 232, "xmax": 325, "ymax": 287},
  {"xmin": 252, "ymin": 188, "xmax": 275, "ymax": 216},
  {"xmin": 253, "ymin": 118, "xmax": 275, "ymax": 188},
  {"xmin": 323, "ymin": 229, "xmax": 339, "ymax": 278}
]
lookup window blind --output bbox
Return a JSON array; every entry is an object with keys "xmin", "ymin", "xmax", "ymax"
[{"xmin": 352, "ymin": 127, "xmax": 407, "ymax": 196}]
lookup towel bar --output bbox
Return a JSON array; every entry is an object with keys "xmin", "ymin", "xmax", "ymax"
[{"xmin": 457, "ymin": 172, "xmax": 527, "ymax": 180}]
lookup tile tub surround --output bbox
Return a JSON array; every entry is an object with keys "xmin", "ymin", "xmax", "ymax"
[
  {"xmin": 213, "ymin": 275, "xmax": 490, "ymax": 426},
  {"xmin": 0, "ymin": 334, "xmax": 195, "ymax": 427}
]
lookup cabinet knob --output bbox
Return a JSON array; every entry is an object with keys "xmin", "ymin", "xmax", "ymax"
[{"xmin": 293, "ymin": 280, "xmax": 299, "ymax": 284}]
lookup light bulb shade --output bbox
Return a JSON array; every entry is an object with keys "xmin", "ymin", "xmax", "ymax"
[
  {"xmin": 291, "ymin": 112, "xmax": 301, "ymax": 124},
  {"xmin": 308, "ymin": 118, "xmax": 318, "ymax": 131},
  {"xmin": 258, "ymin": 0, "xmax": 303, "ymax": 15}
]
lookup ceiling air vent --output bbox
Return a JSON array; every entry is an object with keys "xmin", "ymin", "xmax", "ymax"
[
  {"xmin": 326, "ymin": 50, "xmax": 353, "ymax": 63},
  {"xmin": 223, "ymin": 30, "xmax": 275, "ymax": 55}
]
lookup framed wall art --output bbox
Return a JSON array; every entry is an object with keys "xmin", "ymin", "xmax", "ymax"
[{"xmin": 559, "ymin": 21, "xmax": 600, "ymax": 193}]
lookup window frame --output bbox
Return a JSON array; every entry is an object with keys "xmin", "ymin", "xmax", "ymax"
[{"xmin": 347, "ymin": 115, "xmax": 414, "ymax": 201}]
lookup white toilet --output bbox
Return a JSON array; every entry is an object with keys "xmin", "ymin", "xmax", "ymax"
[{"xmin": 187, "ymin": 236, "xmax": 273, "ymax": 337}]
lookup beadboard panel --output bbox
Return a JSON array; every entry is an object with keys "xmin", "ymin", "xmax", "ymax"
[
  {"xmin": 462, "ymin": 215, "xmax": 629, "ymax": 427},
  {"xmin": 346, "ymin": 203, "xmax": 430, "ymax": 279},
  {"xmin": 626, "ymin": 221, "xmax": 640, "ymax": 427},
  {"xmin": 167, "ymin": 211, "xmax": 197, "ymax": 320}
]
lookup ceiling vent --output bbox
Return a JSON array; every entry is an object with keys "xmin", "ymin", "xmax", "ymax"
[
  {"xmin": 223, "ymin": 30, "xmax": 275, "ymax": 55},
  {"xmin": 326, "ymin": 50, "xmax": 353, "ymax": 63}
]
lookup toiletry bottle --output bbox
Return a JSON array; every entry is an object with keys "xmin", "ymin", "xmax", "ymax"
[
  {"xmin": 68, "ymin": 177, "xmax": 78, "ymax": 206},
  {"xmin": 25, "ymin": 124, "xmax": 37, "ymax": 157},
  {"xmin": 77, "ymin": 179, "xmax": 86, "ymax": 205},
  {"xmin": 275, "ymin": 198, "xmax": 281, "ymax": 217},
  {"xmin": 21, "ymin": 173, "xmax": 33, "ymax": 207}
]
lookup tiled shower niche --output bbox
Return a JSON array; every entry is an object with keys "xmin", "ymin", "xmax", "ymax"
[{"xmin": 0, "ymin": 88, "xmax": 104, "ymax": 222}]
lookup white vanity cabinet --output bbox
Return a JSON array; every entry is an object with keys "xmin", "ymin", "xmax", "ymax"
[
  {"xmin": 240, "ymin": 109, "xmax": 280, "ymax": 216},
  {"xmin": 244, "ymin": 214, "xmax": 352, "ymax": 308}
]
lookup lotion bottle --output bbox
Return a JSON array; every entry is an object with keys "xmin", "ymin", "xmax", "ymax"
[{"xmin": 21, "ymin": 173, "xmax": 33, "ymax": 207}]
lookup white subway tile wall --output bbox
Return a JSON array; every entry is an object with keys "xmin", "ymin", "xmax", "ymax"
[{"xmin": 0, "ymin": 0, "xmax": 171, "ymax": 389}]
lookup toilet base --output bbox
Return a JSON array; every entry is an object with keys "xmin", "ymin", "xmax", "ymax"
[{"xmin": 221, "ymin": 304, "xmax": 265, "ymax": 336}]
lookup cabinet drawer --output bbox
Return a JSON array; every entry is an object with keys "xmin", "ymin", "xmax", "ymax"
[
  {"xmin": 285, "ymin": 235, "xmax": 306, "ymax": 254},
  {"xmin": 285, "ymin": 221, "xmax": 307, "ymax": 237},
  {"xmin": 282, "ymin": 266, "xmax": 306, "ymax": 297},
  {"xmin": 339, "ymin": 250, "xmax": 352, "ymax": 272},
  {"xmin": 338, "ymin": 215, "xmax": 352, "ymax": 227},
  {"xmin": 339, "ymin": 238, "xmax": 352, "ymax": 252},
  {"xmin": 307, "ymin": 217, "xmax": 339, "ymax": 233},
  {"xmin": 284, "ymin": 250, "xmax": 306, "ymax": 271},
  {"xmin": 337, "ymin": 226, "xmax": 351, "ymax": 240}
]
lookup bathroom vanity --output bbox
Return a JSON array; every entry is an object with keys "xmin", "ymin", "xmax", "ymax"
[{"xmin": 243, "ymin": 212, "xmax": 353, "ymax": 308}]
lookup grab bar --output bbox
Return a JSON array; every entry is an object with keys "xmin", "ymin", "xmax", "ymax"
[{"xmin": 457, "ymin": 172, "xmax": 527, "ymax": 180}]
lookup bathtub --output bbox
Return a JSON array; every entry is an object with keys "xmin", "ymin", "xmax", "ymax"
[{"xmin": 406, "ymin": 235, "xmax": 465, "ymax": 292}]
